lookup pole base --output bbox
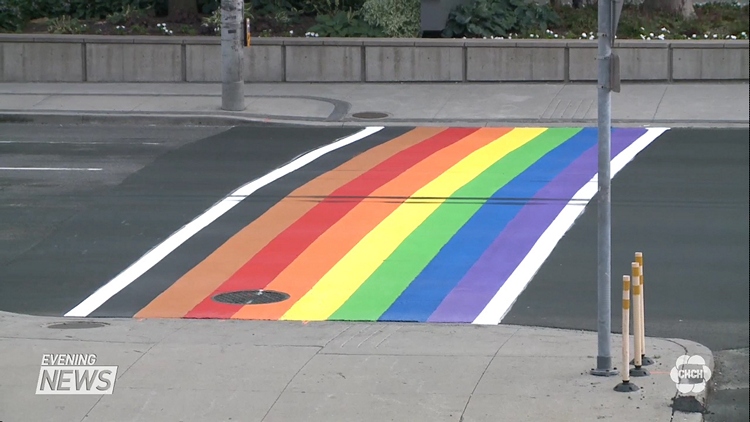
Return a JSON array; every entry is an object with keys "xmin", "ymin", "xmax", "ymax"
[
  {"xmin": 591, "ymin": 368, "xmax": 620, "ymax": 377},
  {"xmin": 631, "ymin": 356, "xmax": 655, "ymax": 366},
  {"xmin": 591, "ymin": 356, "xmax": 619, "ymax": 377},
  {"xmin": 614, "ymin": 380, "xmax": 639, "ymax": 392},
  {"xmin": 629, "ymin": 366, "xmax": 650, "ymax": 377}
]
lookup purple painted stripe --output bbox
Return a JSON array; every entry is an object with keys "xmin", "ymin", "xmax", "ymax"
[{"xmin": 428, "ymin": 128, "xmax": 648, "ymax": 323}]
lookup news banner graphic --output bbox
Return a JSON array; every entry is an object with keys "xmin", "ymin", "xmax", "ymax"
[{"xmin": 36, "ymin": 354, "xmax": 118, "ymax": 395}]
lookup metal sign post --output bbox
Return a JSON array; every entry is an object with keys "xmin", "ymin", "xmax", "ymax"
[
  {"xmin": 221, "ymin": 0, "xmax": 245, "ymax": 111},
  {"xmin": 591, "ymin": 0, "xmax": 621, "ymax": 377}
]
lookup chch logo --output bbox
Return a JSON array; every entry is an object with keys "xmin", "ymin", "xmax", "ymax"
[{"xmin": 670, "ymin": 355, "xmax": 712, "ymax": 394}]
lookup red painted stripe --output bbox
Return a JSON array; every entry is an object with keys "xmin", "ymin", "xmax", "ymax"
[{"xmin": 184, "ymin": 128, "xmax": 479, "ymax": 318}]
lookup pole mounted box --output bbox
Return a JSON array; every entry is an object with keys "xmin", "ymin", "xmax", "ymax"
[{"xmin": 610, "ymin": 53, "xmax": 621, "ymax": 92}]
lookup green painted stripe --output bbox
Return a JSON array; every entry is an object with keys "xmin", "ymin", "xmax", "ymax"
[{"xmin": 329, "ymin": 127, "xmax": 582, "ymax": 321}]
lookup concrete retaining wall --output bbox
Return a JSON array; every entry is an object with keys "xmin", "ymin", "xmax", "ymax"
[{"xmin": 1, "ymin": 34, "xmax": 747, "ymax": 83}]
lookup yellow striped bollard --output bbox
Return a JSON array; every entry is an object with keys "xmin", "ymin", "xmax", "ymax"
[
  {"xmin": 635, "ymin": 252, "xmax": 655, "ymax": 366},
  {"xmin": 615, "ymin": 275, "xmax": 639, "ymax": 392},
  {"xmin": 629, "ymin": 262, "xmax": 649, "ymax": 377}
]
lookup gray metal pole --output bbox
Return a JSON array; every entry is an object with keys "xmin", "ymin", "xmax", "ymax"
[
  {"xmin": 591, "ymin": 0, "xmax": 618, "ymax": 377},
  {"xmin": 221, "ymin": 0, "xmax": 245, "ymax": 111}
]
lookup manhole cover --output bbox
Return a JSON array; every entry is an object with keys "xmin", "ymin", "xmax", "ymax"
[
  {"xmin": 351, "ymin": 111, "xmax": 389, "ymax": 120},
  {"xmin": 47, "ymin": 321, "xmax": 109, "ymax": 329},
  {"xmin": 212, "ymin": 290, "xmax": 289, "ymax": 305}
]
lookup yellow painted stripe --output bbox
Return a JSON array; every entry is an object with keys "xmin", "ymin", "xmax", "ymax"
[{"xmin": 280, "ymin": 127, "xmax": 547, "ymax": 321}]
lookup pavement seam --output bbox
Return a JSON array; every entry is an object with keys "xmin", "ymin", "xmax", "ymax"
[
  {"xmin": 457, "ymin": 326, "xmax": 521, "ymax": 422},
  {"xmin": 253, "ymin": 323, "xmax": 355, "ymax": 421},
  {"xmin": 75, "ymin": 321, "xmax": 186, "ymax": 422},
  {"xmin": 259, "ymin": 345, "xmax": 325, "ymax": 422},
  {"xmin": 0, "ymin": 212, "xmax": 78, "ymax": 268},
  {"xmin": 28, "ymin": 94, "xmax": 51, "ymax": 109},
  {"xmin": 652, "ymin": 85, "xmax": 670, "ymax": 123}
]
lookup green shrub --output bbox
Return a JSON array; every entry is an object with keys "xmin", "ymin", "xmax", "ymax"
[
  {"xmin": 1, "ymin": 0, "xmax": 163, "ymax": 32},
  {"xmin": 0, "ymin": 2, "xmax": 22, "ymax": 31},
  {"xmin": 232, "ymin": 0, "xmax": 366, "ymax": 19},
  {"xmin": 361, "ymin": 0, "xmax": 420, "ymax": 37},
  {"xmin": 307, "ymin": 10, "xmax": 385, "ymax": 37},
  {"xmin": 442, "ymin": 0, "xmax": 560, "ymax": 38}
]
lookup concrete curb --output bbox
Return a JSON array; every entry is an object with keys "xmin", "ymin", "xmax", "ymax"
[
  {"xmin": 663, "ymin": 337, "xmax": 716, "ymax": 422},
  {"xmin": 0, "ymin": 310, "xmax": 717, "ymax": 421},
  {"xmin": 1, "ymin": 111, "xmax": 748, "ymax": 129}
]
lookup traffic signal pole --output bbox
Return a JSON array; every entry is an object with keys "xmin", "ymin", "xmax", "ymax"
[{"xmin": 592, "ymin": 0, "xmax": 622, "ymax": 377}]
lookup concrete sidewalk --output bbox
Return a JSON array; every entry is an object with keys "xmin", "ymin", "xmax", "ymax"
[
  {"xmin": 0, "ymin": 311, "xmax": 711, "ymax": 422},
  {"xmin": 0, "ymin": 81, "xmax": 748, "ymax": 127},
  {"xmin": 0, "ymin": 82, "xmax": 732, "ymax": 421}
]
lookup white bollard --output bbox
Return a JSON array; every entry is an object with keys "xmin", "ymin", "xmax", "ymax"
[
  {"xmin": 635, "ymin": 252, "xmax": 654, "ymax": 365},
  {"xmin": 614, "ymin": 275, "xmax": 638, "ymax": 392},
  {"xmin": 629, "ymin": 262, "xmax": 649, "ymax": 377}
]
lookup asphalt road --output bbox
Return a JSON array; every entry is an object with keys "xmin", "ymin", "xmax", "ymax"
[
  {"xmin": 1, "ymin": 124, "xmax": 747, "ymax": 421},
  {"xmin": 503, "ymin": 128, "xmax": 750, "ymax": 421}
]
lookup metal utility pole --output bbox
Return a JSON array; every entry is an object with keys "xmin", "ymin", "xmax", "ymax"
[
  {"xmin": 592, "ymin": 0, "xmax": 622, "ymax": 377},
  {"xmin": 221, "ymin": 0, "xmax": 245, "ymax": 111}
]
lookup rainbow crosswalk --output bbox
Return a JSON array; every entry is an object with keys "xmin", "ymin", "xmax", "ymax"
[{"xmin": 135, "ymin": 126, "xmax": 664, "ymax": 323}]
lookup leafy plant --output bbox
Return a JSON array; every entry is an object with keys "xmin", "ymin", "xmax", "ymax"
[
  {"xmin": 47, "ymin": 15, "xmax": 87, "ymax": 34},
  {"xmin": 201, "ymin": 2, "xmax": 255, "ymax": 34},
  {"xmin": 442, "ymin": 0, "xmax": 561, "ymax": 38},
  {"xmin": 130, "ymin": 23, "xmax": 148, "ymax": 34},
  {"xmin": 308, "ymin": 10, "xmax": 385, "ymax": 37},
  {"xmin": 106, "ymin": 3, "xmax": 152, "ymax": 26},
  {"xmin": 361, "ymin": 0, "xmax": 420, "ymax": 37},
  {"xmin": 201, "ymin": 7, "xmax": 220, "ymax": 32}
]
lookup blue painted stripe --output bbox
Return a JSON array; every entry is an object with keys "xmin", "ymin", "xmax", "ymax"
[{"xmin": 379, "ymin": 127, "xmax": 599, "ymax": 322}]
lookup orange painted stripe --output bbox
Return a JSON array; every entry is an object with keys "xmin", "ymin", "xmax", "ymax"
[
  {"xmin": 134, "ymin": 127, "xmax": 445, "ymax": 318},
  {"xmin": 230, "ymin": 127, "xmax": 513, "ymax": 321}
]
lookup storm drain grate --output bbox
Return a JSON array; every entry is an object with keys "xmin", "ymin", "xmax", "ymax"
[
  {"xmin": 351, "ymin": 111, "xmax": 389, "ymax": 120},
  {"xmin": 47, "ymin": 321, "xmax": 109, "ymax": 329},
  {"xmin": 212, "ymin": 290, "xmax": 290, "ymax": 305}
]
